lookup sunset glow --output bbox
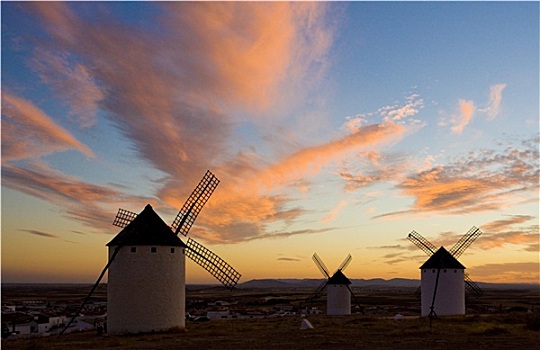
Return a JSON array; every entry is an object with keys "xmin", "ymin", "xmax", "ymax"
[{"xmin": 2, "ymin": 2, "xmax": 538, "ymax": 285}]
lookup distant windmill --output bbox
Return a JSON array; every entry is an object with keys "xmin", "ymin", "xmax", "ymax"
[
  {"xmin": 407, "ymin": 226, "xmax": 483, "ymax": 318},
  {"xmin": 308, "ymin": 253, "xmax": 361, "ymax": 315},
  {"xmin": 62, "ymin": 171, "xmax": 241, "ymax": 335}
]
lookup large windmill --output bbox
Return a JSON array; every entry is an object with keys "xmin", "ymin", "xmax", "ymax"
[
  {"xmin": 309, "ymin": 253, "xmax": 361, "ymax": 315},
  {"xmin": 62, "ymin": 171, "xmax": 241, "ymax": 335},
  {"xmin": 407, "ymin": 226, "xmax": 483, "ymax": 317}
]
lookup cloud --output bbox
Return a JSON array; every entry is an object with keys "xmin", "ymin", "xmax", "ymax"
[
  {"xmin": 479, "ymin": 83, "xmax": 506, "ymax": 120},
  {"xmin": 383, "ymin": 94, "xmax": 425, "ymax": 122},
  {"xmin": 393, "ymin": 138, "xmax": 539, "ymax": 216},
  {"xmin": 22, "ymin": 229, "xmax": 60, "ymax": 239},
  {"xmin": 451, "ymin": 99, "xmax": 475, "ymax": 134},
  {"xmin": 31, "ymin": 48, "xmax": 105, "ymax": 127},
  {"xmin": 277, "ymin": 257, "xmax": 301, "ymax": 262},
  {"xmin": 321, "ymin": 201, "xmax": 347, "ymax": 223},
  {"xmin": 470, "ymin": 262, "xmax": 539, "ymax": 284},
  {"xmin": 482, "ymin": 215, "xmax": 535, "ymax": 233},
  {"xmin": 2, "ymin": 162, "xmax": 149, "ymax": 231},
  {"xmin": 346, "ymin": 93, "xmax": 425, "ymax": 133},
  {"xmin": 440, "ymin": 84, "xmax": 506, "ymax": 133},
  {"xmin": 1, "ymin": 92, "xmax": 95, "ymax": 161}
]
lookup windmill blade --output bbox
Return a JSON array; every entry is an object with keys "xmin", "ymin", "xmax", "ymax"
[
  {"xmin": 312, "ymin": 253, "xmax": 331, "ymax": 278},
  {"xmin": 185, "ymin": 237, "xmax": 241, "ymax": 290},
  {"xmin": 337, "ymin": 254, "xmax": 352, "ymax": 273},
  {"xmin": 60, "ymin": 246, "xmax": 122, "ymax": 335},
  {"xmin": 307, "ymin": 280, "xmax": 328, "ymax": 301},
  {"xmin": 171, "ymin": 170, "xmax": 220, "ymax": 236},
  {"xmin": 346, "ymin": 284, "xmax": 362, "ymax": 312},
  {"xmin": 464, "ymin": 273, "xmax": 484, "ymax": 298},
  {"xmin": 407, "ymin": 230, "xmax": 437, "ymax": 256},
  {"xmin": 112, "ymin": 208, "xmax": 138, "ymax": 228},
  {"xmin": 449, "ymin": 226, "xmax": 482, "ymax": 258}
]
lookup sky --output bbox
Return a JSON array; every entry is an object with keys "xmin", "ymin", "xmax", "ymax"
[{"xmin": 1, "ymin": 1, "xmax": 539, "ymax": 285}]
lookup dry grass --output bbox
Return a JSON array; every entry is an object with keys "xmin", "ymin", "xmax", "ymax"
[{"xmin": 3, "ymin": 314, "xmax": 539, "ymax": 350}]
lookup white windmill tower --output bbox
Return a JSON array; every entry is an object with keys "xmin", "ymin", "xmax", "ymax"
[
  {"xmin": 407, "ymin": 227, "xmax": 483, "ymax": 318},
  {"xmin": 309, "ymin": 253, "xmax": 360, "ymax": 315},
  {"xmin": 61, "ymin": 171, "xmax": 241, "ymax": 335}
]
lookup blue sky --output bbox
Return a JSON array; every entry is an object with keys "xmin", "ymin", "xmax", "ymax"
[{"xmin": 1, "ymin": 2, "xmax": 538, "ymax": 285}]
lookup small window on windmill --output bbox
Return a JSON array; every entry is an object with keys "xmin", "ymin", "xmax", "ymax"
[
  {"xmin": 130, "ymin": 247, "xmax": 136, "ymax": 253},
  {"xmin": 432, "ymin": 270, "xmax": 435, "ymax": 273},
  {"xmin": 454, "ymin": 270, "xmax": 457, "ymax": 273},
  {"xmin": 171, "ymin": 248, "xmax": 175, "ymax": 253},
  {"xmin": 151, "ymin": 247, "xmax": 157, "ymax": 253},
  {"xmin": 444, "ymin": 269, "xmax": 447, "ymax": 273}
]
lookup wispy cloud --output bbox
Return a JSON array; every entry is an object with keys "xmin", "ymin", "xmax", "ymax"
[
  {"xmin": 2, "ymin": 163, "xmax": 149, "ymax": 231},
  {"xmin": 1, "ymin": 92, "xmax": 94, "ymax": 161},
  {"xmin": 470, "ymin": 262, "xmax": 539, "ymax": 284},
  {"xmin": 451, "ymin": 99, "xmax": 475, "ymax": 134},
  {"xmin": 31, "ymin": 48, "xmax": 105, "ymax": 127},
  {"xmin": 277, "ymin": 257, "xmax": 301, "ymax": 262},
  {"xmin": 22, "ymin": 229, "xmax": 60, "ymax": 239},
  {"xmin": 321, "ymin": 201, "xmax": 347, "ymax": 223},
  {"xmin": 479, "ymin": 83, "xmax": 506, "ymax": 120},
  {"xmin": 440, "ymin": 83, "xmax": 507, "ymax": 133},
  {"xmin": 393, "ymin": 138, "xmax": 539, "ymax": 215}
]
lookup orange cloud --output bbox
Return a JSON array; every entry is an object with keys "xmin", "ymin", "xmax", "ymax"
[
  {"xmin": 254, "ymin": 123, "xmax": 405, "ymax": 191},
  {"xmin": 1, "ymin": 92, "xmax": 94, "ymax": 160},
  {"xmin": 394, "ymin": 139, "xmax": 539, "ymax": 216},
  {"xmin": 451, "ymin": 99, "xmax": 475, "ymax": 134},
  {"xmin": 321, "ymin": 201, "xmax": 347, "ymax": 223},
  {"xmin": 2, "ymin": 163, "xmax": 150, "ymax": 231},
  {"xmin": 470, "ymin": 262, "xmax": 539, "ymax": 284}
]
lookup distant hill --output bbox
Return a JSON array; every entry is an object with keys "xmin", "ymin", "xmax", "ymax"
[{"xmin": 239, "ymin": 278, "xmax": 539, "ymax": 290}]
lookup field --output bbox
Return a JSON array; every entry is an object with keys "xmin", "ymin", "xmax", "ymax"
[{"xmin": 2, "ymin": 284, "xmax": 539, "ymax": 349}]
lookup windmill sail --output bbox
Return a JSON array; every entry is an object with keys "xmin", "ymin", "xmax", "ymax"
[
  {"xmin": 112, "ymin": 208, "xmax": 138, "ymax": 228},
  {"xmin": 407, "ymin": 230, "xmax": 437, "ymax": 256},
  {"xmin": 171, "ymin": 170, "xmax": 220, "ymax": 236},
  {"xmin": 312, "ymin": 252, "xmax": 331, "ymax": 278},
  {"xmin": 185, "ymin": 238, "xmax": 241, "ymax": 290},
  {"xmin": 449, "ymin": 226, "xmax": 482, "ymax": 258},
  {"xmin": 464, "ymin": 273, "xmax": 484, "ymax": 297},
  {"xmin": 308, "ymin": 280, "xmax": 329, "ymax": 300},
  {"xmin": 337, "ymin": 254, "xmax": 352, "ymax": 272}
]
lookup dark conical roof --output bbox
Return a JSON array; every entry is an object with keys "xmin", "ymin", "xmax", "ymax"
[
  {"xmin": 107, "ymin": 204, "xmax": 186, "ymax": 247},
  {"xmin": 327, "ymin": 269, "xmax": 351, "ymax": 285},
  {"xmin": 420, "ymin": 246, "xmax": 465, "ymax": 269}
]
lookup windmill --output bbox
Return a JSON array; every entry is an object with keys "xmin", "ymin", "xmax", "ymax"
[
  {"xmin": 407, "ymin": 226, "xmax": 483, "ymax": 318},
  {"xmin": 308, "ymin": 253, "xmax": 361, "ymax": 315},
  {"xmin": 62, "ymin": 171, "xmax": 241, "ymax": 335}
]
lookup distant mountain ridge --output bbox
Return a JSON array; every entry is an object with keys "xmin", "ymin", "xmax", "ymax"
[{"xmin": 239, "ymin": 278, "xmax": 539, "ymax": 290}]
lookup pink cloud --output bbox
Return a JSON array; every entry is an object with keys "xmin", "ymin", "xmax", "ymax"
[
  {"xmin": 480, "ymin": 83, "xmax": 506, "ymax": 120},
  {"xmin": 376, "ymin": 137, "xmax": 539, "ymax": 217},
  {"xmin": 1, "ymin": 92, "xmax": 94, "ymax": 160},
  {"xmin": 470, "ymin": 262, "xmax": 539, "ymax": 284},
  {"xmin": 451, "ymin": 99, "xmax": 475, "ymax": 134},
  {"xmin": 31, "ymin": 48, "xmax": 105, "ymax": 127},
  {"xmin": 2, "ymin": 163, "xmax": 150, "ymax": 231},
  {"xmin": 321, "ymin": 201, "xmax": 347, "ymax": 223}
]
